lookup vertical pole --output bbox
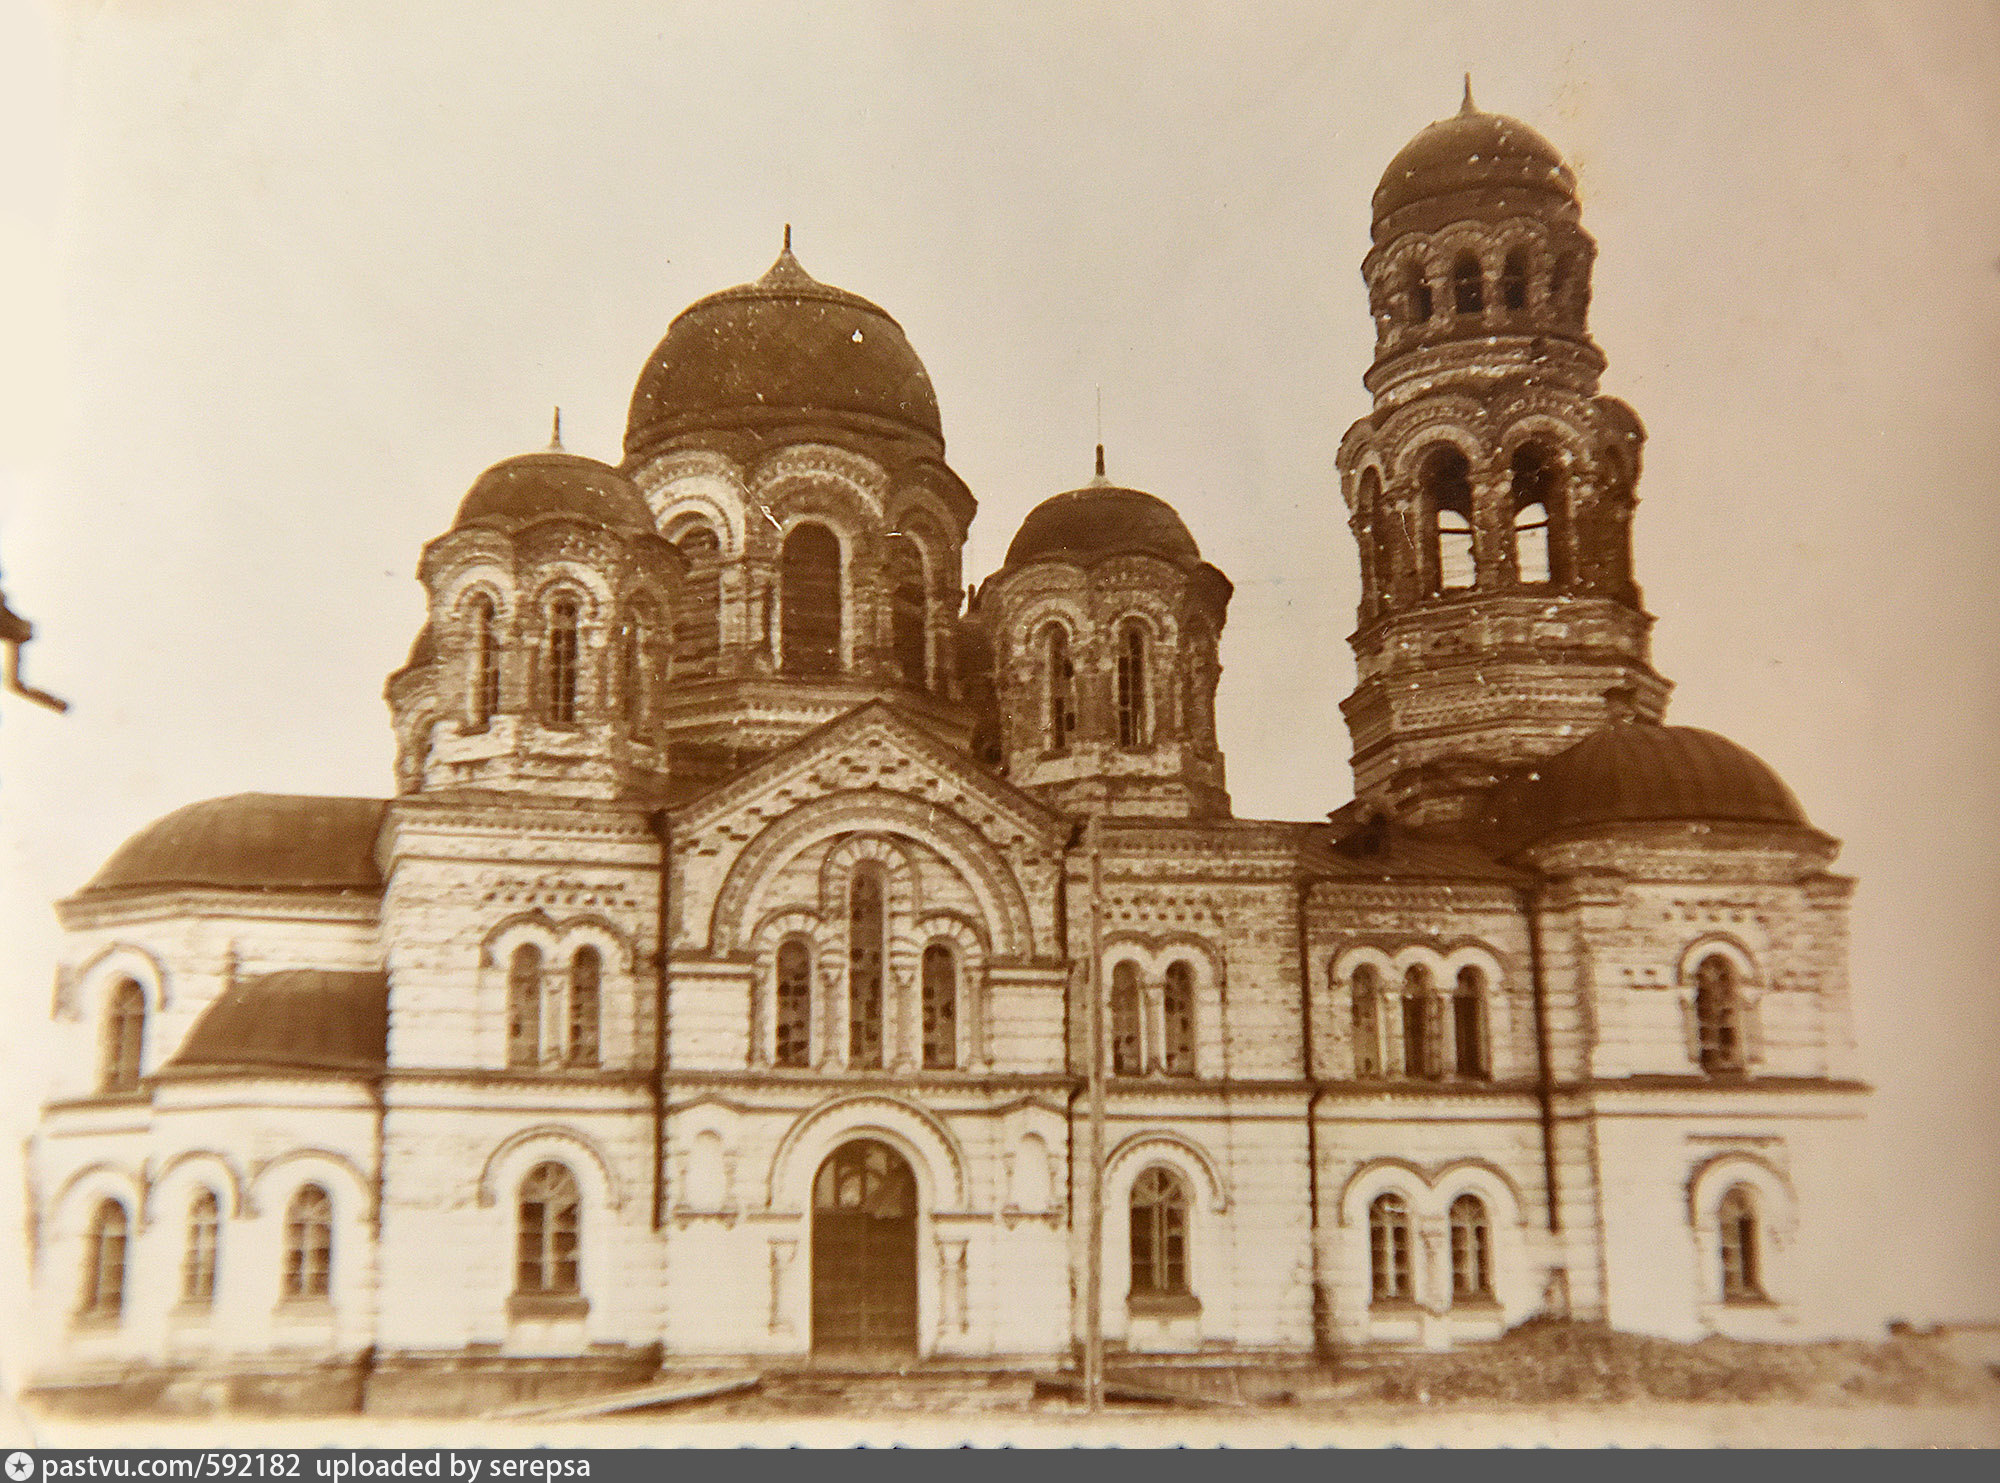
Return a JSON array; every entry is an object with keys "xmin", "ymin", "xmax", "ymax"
[{"xmin": 1084, "ymin": 816, "xmax": 1107, "ymax": 1412}]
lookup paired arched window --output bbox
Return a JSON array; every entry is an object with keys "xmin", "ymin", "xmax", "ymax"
[
  {"xmin": 1350, "ymin": 964, "xmax": 1383, "ymax": 1078},
  {"xmin": 1718, "ymin": 1184, "xmax": 1764, "ymax": 1303},
  {"xmin": 1694, "ymin": 954, "xmax": 1745, "ymax": 1073},
  {"xmin": 282, "ymin": 1185, "xmax": 333, "ymax": 1301},
  {"xmin": 1500, "ymin": 249, "xmax": 1529, "ymax": 311},
  {"xmin": 1452, "ymin": 966, "xmax": 1488, "ymax": 1079},
  {"xmin": 1421, "ymin": 445, "xmax": 1476, "ymax": 593},
  {"xmin": 470, "ymin": 592, "xmax": 501, "ymax": 726},
  {"xmin": 1162, "ymin": 961, "xmax": 1196, "ymax": 1076},
  {"xmin": 1043, "ymin": 623, "xmax": 1078, "ymax": 754},
  {"xmin": 1129, "ymin": 1167, "xmax": 1190, "ymax": 1298},
  {"xmin": 545, "ymin": 596, "xmax": 580, "ymax": 725},
  {"xmin": 847, "ymin": 864, "xmax": 887, "ymax": 1068},
  {"xmin": 507, "ymin": 944, "xmax": 544, "ymax": 1068},
  {"xmin": 1115, "ymin": 622, "xmax": 1149, "ymax": 748},
  {"xmin": 672, "ymin": 525, "xmax": 722, "ymax": 675},
  {"xmin": 80, "ymin": 1199, "xmax": 128, "ymax": 1320},
  {"xmin": 887, "ymin": 537, "xmax": 929, "ymax": 688},
  {"xmin": 1449, "ymin": 1194, "xmax": 1493, "ymax": 1302},
  {"xmin": 1110, "ymin": 961, "xmax": 1143, "ymax": 1076},
  {"xmin": 508, "ymin": 943, "xmax": 604, "ymax": 1069},
  {"xmin": 101, "ymin": 978, "xmax": 145, "ymax": 1093},
  {"xmin": 183, "ymin": 1189, "xmax": 220, "ymax": 1305},
  {"xmin": 1369, "ymin": 1192, "xmax": 1413, "ymax": 1303},
  {"xmin": 1407, "ymin": 263, "xmax": 1433, "ymax": 322},
  {"xmin": 568, "ymin": 946, "xmax": 600, "ymax": 1068},
  {"xmin": 1453, "ymin": 253, "xmax": 1483, "ymax": 315},
  {"xmin": 780, "ymin": 522, "xmax": 842, "ymax": 677},
  {"xmin": 776, "ymin": 938, "xmax": 812, "ymax": 1068},
  {"xmin": 921, "ymin": 943, "xmax": 957, "ymax": 1070},
  {"xmin": 1548, "ymin": 252, "xmax": 1572, "ymax": 311},
  {"xmin": 516, "ymin": 1162, "xmax": 581, "ymax": 1296}
]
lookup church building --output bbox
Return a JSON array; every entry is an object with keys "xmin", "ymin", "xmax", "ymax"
[{"xmin": 26, "ymin": 96, "xmax": 1869, "ymax": 1413}]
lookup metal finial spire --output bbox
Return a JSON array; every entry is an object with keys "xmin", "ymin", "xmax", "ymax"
[
  {"xmin": 783, "ymin": 223, "xmax": 792, "ymax": 253},
  {"xmin": 548, "ymin": 407, "xmax": 563, "ymax": 451},
  {"xmin": 1460, "ymin": 73, "xmax": 1476, "ymax": 115},
  {"xmin": 1091, "ymin": 390, "xmax": 1109, "ymax": 484},
  {"xmin": 1094, "ymin": 444, "xmax": 1106, "ymax": 480}
]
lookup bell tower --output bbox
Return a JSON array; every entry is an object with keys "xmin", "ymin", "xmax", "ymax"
[{"xmin": 1337, "ymin": 86, "xmax": 1670, "ymax": 825}]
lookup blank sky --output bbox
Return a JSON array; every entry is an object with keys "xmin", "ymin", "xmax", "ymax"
[{"xmin": 1, "ymin": 1, "xmax": 1996, "ymax": 1330}]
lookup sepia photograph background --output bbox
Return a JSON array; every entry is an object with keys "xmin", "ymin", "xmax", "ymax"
[{"xmin": 1, "ymin": 0, "xmax": 1996, "ymax": 1402}]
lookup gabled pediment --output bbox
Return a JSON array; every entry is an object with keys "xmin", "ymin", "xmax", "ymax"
[{"xmin": 671, "ymin": 699, "xmax": 1068, "ymax": 849}]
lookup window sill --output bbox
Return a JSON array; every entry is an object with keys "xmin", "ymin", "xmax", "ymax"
[
  {"xmin": 1368, "ymin": 1297, "xmax": 1423, "ymax": 1314},
  {"xmin": 170, "ymin": 1300, "xmax": 216, "ymax": 1320},
  {"xmin": 1722, "ymin": 1293, "xmax": 1777, "ymax": 1309},
  {"xmin": 71, "ymin": 1308, "xmax": 122, "ymax": 1331},
  {"xmin": 273, "ymin": 1297, "xmax": 335, "ymax": 1321},
  {"xmin": 509, "ymin": 1291, "xmax": 589, "ymax": 1321},
  {"xmin": 1449, "ymin": 1295, "xmax": 1502, "ymax": 1313},
  {"xmin": 1127, "ymin": 1291, "xmax": 1201, "ymax": 1318}
]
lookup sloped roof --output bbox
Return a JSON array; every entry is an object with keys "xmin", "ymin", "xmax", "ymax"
[
  {"xmin": 76, "ymin": 794, "xmax": 387, "ymax": 899},
  {"xmin": 167, "ymin": 969, "xmax": 389, "ymax": 1075}
]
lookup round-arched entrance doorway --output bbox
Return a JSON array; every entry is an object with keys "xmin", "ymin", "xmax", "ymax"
[{"xmin": 811, "ymin": 1139, "xmax": 918, "ymax": 1362}]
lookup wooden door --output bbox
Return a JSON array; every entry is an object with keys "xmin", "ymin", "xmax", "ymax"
[{"xmin": 811, "ymin": 1139, "xmax": 918, "ymax": 1362}]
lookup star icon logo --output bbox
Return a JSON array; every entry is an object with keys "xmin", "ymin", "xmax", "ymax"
[{"xmin": 5, "ymin": 1452, "xmax": 34, "ymax": 1482}]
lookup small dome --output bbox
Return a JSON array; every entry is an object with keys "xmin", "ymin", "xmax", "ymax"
[
  {"xmin": 1374, "ymin": 92, "xmax": 1575, "ymax": 230},
  {"xmin": 1497, "ymin": 724, "xmax": 1811, "ymax": 842},
  {"xmin": 78, "ymin": 794, "xmax": 386, "ymax": 898},
  {"xmin": 625, "ymin": 243, "xmax": 943, "ymax": 458},
  {"xmin": 452, "ymin": 449, "xmax": 655, "ymax": 536},
  {"xmin": 169, "ymin": 969, "xmax": 388, "ymax": 1075},
  {"xmin": 1004, "ymin": 484, "xmax": 1205, "ymax": 572}
]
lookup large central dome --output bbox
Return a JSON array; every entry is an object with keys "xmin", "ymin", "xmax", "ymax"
[{"xmin": 624, "ymin": 240, "xmax": 944, "ymax": 460}]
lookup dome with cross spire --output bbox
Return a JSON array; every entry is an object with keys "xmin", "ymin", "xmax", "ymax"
[{"xmin": 624, "ymin": 233, "xmax": 944, "ymax": 461}]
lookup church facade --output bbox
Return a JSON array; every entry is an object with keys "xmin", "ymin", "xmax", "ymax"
[{"xmin": 26, "ymin": 100, "xmax": 1869, "ymax": 1413}]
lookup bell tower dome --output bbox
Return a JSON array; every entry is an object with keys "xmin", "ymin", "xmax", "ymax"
[{"xmin": 1337, "ymin": 86, "xmax": 1670, "ymax": 825}]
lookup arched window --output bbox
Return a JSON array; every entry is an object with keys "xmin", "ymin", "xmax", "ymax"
[
  {"xmin": 183, "ymin": 1189, "xmax": 220, "ymax": 1305},
  {"xmin": 780, "ymin": 522, "xmax": 842, "ymax": 677},
  {"xmin": 1115, "ymin": 622, "xmax": 1148, "ymax": 748},
  {"xmin": 621, "ymin": 599, "xmax": 656, "ymax": 736},
  {"xmin": 470, "ymin": 592, "xmax": 501, "ymax": 726},
  {"xmin": 1500, "ymin": 249, "xmax": 1529, "ymax": 311},
  {"xmin": 1509, "ymin": 444, "xmax": 1562, "ymax": 585},
  {"xmin": 80, "ymin": 1199, "xmax": 128, "ymax": 1320},
  {"xmin": 1162, "ymin": 961, "xmax": 1196, "ymax": 1076},
  {"xmin": 888, "ymin": 537, "xmax": 929, "ymax": 688},
  {"xmin": 1453, "ymin": 253, "xmax": 1483, "ymax": 315},
  {"xmin": 1129, "ymin": 1167, "xmax": 1190, "ymax": 1297},
  {"xmin": 1369, "ymin": 1192, "xmax": 1413, "ymax": 1303},
  {"xmin": 1350, "ymin": 964, "xmax": 1383, "ymax": 1079},
  {"xmin": 1452, "ymin": 966, "xmax": 1488, "ymax": 1079},
  {"xmin": 672, "ymin": 525, "xmax": 721, "ymax": 675},
  {"xmin": 1718, "ymin": 1185, "xmax": 1764, "ymax": 1302},
  {"xmin": 847, "ymin": 864, "xmax": 886, "ymax": 1068},
  {"xmin": 1110, "ymin": 961, "xmax": 1143, "ymax": 1076},
  {"xmin": 545, "ymin": 596, "xmax": 580, "ymax": 725},
  {"xmin": 1422, "ymin": 445, "xmax": 1475, "ymax": 593},
  {"xmin": 507, "ymin": 944, "xmax": 543, "ymax": 1068},
  {"xmin": 1044, "ymin": 623, "xmax": 1078, "ymax": 754},
  {"xmin": 1406, "ymin": 262, "xmax": 1433, "ymax": 322},
  {"xmin": 1449, "ymin": 1194, "xmax": 1493, "ymax": 1302},
  {"xmin": 1402, "ymin": 965, "xmax": 1443, "ymax": 1080},
  {"xmin": 776, "ymin": 938, "xmax": 812, "ymax": 1068},
  {"xmin": 1548, "ymin": 252, "xmax": 1572, "ymax": 310},
  {"xmin": 101, "ymin": 978, "xmax": 145, "ymax": 1093},
  {"xmin": 1695, "ymin": 954, "xmax": 1745, "ymax": 1073},
  {"xmin": 282, "ymin": 1185, "xmax": 333, "ymax": 1301},
  {"xmin": 568, "ymin": 946, "xmax": 600, "ymax": 1068},
  {"xmin": 516, "ymin": 1162, "xmax": 581, "ymax": 1296},
  {"xmin": 921, "ymin": 942, "xmax": 957, "ymax": 1070}
]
